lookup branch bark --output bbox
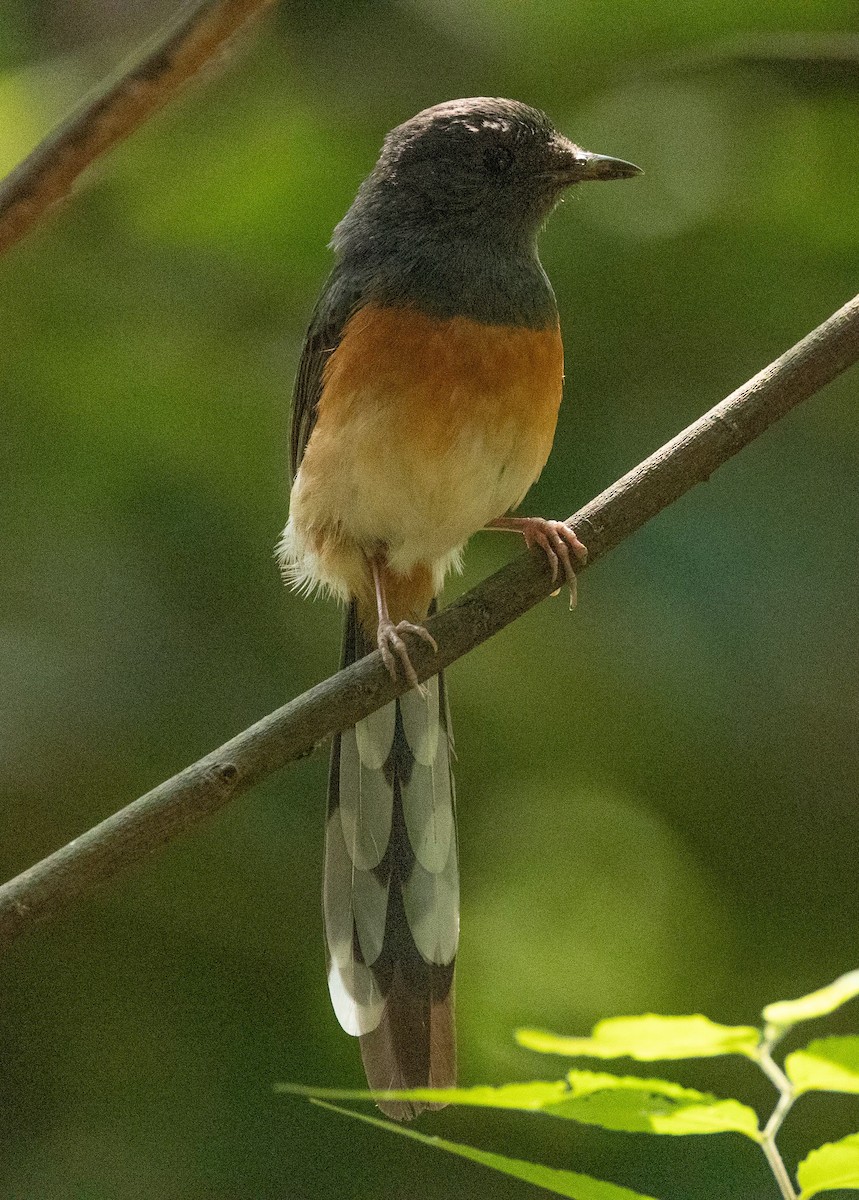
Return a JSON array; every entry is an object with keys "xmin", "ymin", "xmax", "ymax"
[
  {"xmin": 0, "ymin": 0, "xmax": 275, "ymax": 256},
  {"xmin": 1, "ymin": 291, "xmax": 858, "ymax": 952}
]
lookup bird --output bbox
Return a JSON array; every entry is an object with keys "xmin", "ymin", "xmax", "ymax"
[{"xmin": 277, "ymin": 97, "xmax": 640, "ymax": 1119}]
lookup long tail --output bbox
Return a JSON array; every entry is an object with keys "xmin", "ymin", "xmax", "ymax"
[{"xmin": 323, "ymin": 600, "xmax": 458, "ymax": 1119}]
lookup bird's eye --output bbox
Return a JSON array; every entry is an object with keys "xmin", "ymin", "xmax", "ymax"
[{"xmin": 484, "ymin": 145, "xmax": 514, "ymax": 174}]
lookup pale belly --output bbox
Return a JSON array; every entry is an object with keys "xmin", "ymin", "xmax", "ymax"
[{"xmin": 295, "ymin": 403, "xmax": 545, "ymax": 570}]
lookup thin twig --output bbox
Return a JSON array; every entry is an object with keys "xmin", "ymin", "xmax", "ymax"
[
  {"xmin": 0, "ymin": 0, "xmax": 275, "ymax": 256},
  {"xmin": 0, "ymin": 292, "xmax": 858, "ymax": 951},
  {"xmin": 756, "ymin": 1042, "xmax": 798, "ymax": 1200}
]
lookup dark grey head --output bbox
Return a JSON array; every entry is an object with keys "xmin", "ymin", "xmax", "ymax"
[
  {"xmin": 331, "ymin": 97, "xmax": 641, "ymax": 326},
  {"xmin": 335, "ymin": 97, "xmax": 640, "ymax": 250}
]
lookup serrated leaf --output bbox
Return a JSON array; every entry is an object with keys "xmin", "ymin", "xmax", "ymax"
[
  {"xmin": 310, "ymin": 1100, "xmax": 662, "ymax": 1200},
  {"xmin": 797, "ymin": 1132, "xmax": 859, "ymax": 1198},
  {"xmin": 517, "ymin": 1015, "xmax": 761, "ymax": 1061},
  {"xmin": 557, "ymin": 1070, "xmax": 761, "ymax": 1140},
  {"xmin": 786, "ymin": 1037, "xmax": 859, "ymax": 1095},
  {"xmin": 763, "ymin": 970, "xmax": 859, "ymax": 1031}
]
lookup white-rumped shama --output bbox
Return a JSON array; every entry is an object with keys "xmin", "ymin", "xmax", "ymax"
[{"xmin": 279, "ymin": 97, "xmax": 640, "ymax": 1119}]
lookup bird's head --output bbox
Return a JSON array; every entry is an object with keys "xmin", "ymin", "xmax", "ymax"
[{"xmin": 336, "ymin": 97, "xmax": 641, "ymax": 252}]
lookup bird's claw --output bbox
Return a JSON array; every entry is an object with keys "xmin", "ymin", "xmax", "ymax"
[
  {"xmin": 377, "ymin": 619, "xmax": 438, "ymax": 692},
  {"xmin": 521, "ymin": 518, "xmax": 587, "ymax": 608}
]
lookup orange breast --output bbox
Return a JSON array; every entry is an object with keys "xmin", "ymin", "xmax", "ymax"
[{"xmin": 316, "ymin": 302, "xmax": 564, "ymax": 468}]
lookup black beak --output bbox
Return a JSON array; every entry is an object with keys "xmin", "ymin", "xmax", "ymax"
[
  {"xmin": 573, "ymin": 150, "xmax": 643, "ymax": 181},
  {"xmin": 550, "ymin": 141, "xmax": 643, "ymax": 184}
]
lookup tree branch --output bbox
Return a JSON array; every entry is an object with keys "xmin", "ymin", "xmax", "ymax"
[
  {"xmin": 1, "ymin": 291, "xmax": 858, "ymax": 952},
  {"xmin": 0, "ymin": 0, "xmax": 275, "ymax": 256}
]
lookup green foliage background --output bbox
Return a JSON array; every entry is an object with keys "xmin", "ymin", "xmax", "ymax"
[{"xmin": 1, "ymin": 1, "xmax": 858, "ymax": 1197}]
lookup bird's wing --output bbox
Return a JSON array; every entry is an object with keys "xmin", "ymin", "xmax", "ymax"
[{"xmin": 290, "ymin": 270, "xmax": 365, "ymax": 479}]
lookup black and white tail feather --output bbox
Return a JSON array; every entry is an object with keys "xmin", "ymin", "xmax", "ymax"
[{"xmin": 324, "ymin": 601, "xmax": 458, "ymax": 1119}]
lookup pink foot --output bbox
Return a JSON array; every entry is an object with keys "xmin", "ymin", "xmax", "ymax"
[
  {"xmin": 491, "ymin": 516, "xmax": 587, "ymax": 607},
  {"xmin": 377, "ymin": 619, "xmax": 438, "ymax": 691}
]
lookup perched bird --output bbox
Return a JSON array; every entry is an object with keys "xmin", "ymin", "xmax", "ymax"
[{"xmin": 278, "ymin": 97, "xmax": 640, "ymax": 1118}]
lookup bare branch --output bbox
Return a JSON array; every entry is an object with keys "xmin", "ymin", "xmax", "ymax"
[
  {"xmin": 0, "ymin": 0, "xmax": 275, "ymax": 256},
  {"xmin": 1, "ymin": 291, "xmax": 858, "ymax": 951}
]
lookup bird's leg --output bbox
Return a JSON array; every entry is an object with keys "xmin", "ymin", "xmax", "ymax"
[
  {"xmin": 371, "ymin": 557, "xmax": 438, "ymax": 691},
  {"xmin": 485, "ymin": 516, "xmax": 587, "ymax": 607}
]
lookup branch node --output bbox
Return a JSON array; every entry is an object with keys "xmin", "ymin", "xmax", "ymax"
[{"xmin": 208, "ymin": 762, "xmax": 239, "ymax": 788}]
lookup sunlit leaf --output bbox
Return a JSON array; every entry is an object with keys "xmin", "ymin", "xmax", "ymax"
[
  {"xmin": 797, "ymin": 1132, "xmax": 859, "ymax": 1198},
  {"xmin": 763, "ymin": 970, "xmax": 859, "ymax": 1031},
  {"xmin": 279, "ymin": 1073, "xmax": 760, "ymax": 1140},
  {"xmin": 311, "ymin": 1099, "xmax": 662, "ymax": 1200},
  {"xmin": 517, "ymin": 1015, "xmax": 761, "ymax": 1061},
  {"xmin": 557, "ymin": 1071, "xmax": 761, "ymax": 1139},
  {"xmin": 277, "ymin": 1079, "xmax": 571, "ymax": 1109},
  {"xmin": 786, "ymin": 1037, "xmax": 859, "ymax": 1095}
]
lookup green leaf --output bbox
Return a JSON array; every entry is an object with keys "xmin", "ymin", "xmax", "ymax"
[
  {"xmin": 556, "ymin": 1071, "xmax": 761, "ymax": 1140},
  {"xmin": 797, "ymin": 1132, "xmax": 859, "ymax": 1198},
  {"xmin": 310, "ymin": 1099, "xmax": 662, "ymax": 1200},
  {"xmin": 279, "ymin": 1074, "xmax": 760, "ymax": 1141},
  {"xmin": 277, "ymin": 1079, "xmax": 571, "ymax": 1109},
  {"xmin": 763, "ymin": 970, "xmax": 859, "ymax": 1031},
  {"xmin": 786, "ymin": 1037, "xmax": 859, "ymax": 1095},
  {"xmin": 517, "ymin": 1015, "xmax": 761, "ymax": 1061}
]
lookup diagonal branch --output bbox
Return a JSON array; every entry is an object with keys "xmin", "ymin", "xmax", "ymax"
[
  {"xmin": 0, "ymin": 0, "xmax": 275, "ymax": 256},
  {"xmin": 1, "ymin": 290, "xmax": 858, "ymax": 952}
]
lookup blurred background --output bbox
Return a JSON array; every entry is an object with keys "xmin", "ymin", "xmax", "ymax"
[{"xmin": 1, "ymin": 1, "xmax": 858, "ymax": 1197}]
